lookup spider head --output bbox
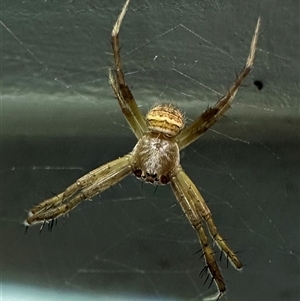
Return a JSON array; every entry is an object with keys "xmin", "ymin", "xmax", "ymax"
[{"xmin": 146, "ymin": 104, "xmax": 185, "ymax": 137}]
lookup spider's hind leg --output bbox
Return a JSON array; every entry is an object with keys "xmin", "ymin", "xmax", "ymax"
[
  {"xmin": 177, "ymin": 17, "xmax": 261, "ymax": 150},
  {"xmin": 109, "ymin": 0, "xmax": 148, "ymax": 139}
]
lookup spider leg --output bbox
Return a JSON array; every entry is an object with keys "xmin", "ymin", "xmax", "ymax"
[
  {"xmin": 28, "ymin": 155, "xmax": 132, "ymax": 216},
  {"xmin": 110, "ymin": 0, "xmax": 148, "ymax": 139},
  {"xmin": 24, "ymin": 154, "xmax": 133, "ymax": 227},
  {"xmin": 177, "ymin": 17, "xmax": 261, "ymax": 150},
  {"xmin": 171, "ymin": 165, "xmax": 243, "ymax": 296}
]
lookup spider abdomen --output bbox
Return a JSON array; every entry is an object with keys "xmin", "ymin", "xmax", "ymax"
[
  {"xmin": 132, "ymin": 133, "xmax": 180, "ymax": 185},
  {"xmin": 146, "ymin": 104, "xmax": 184, "ymax": 137}
]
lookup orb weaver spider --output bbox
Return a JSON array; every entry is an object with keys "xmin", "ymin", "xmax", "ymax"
[{"xmin": 24, "ymin": 0, "xmax": 261, "ymax": 298}]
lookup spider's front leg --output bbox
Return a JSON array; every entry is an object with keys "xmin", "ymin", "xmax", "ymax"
[
  {"xmin": 24, "ymin": 154, "xmax": 133, "ymax": 228},
  {"xmin": 171, "ymin": 165, "xmax": 242, "ymax": 297},
  {"xmin": 109, "ymin": 0, "xmax": 148, "ymax": 139}
]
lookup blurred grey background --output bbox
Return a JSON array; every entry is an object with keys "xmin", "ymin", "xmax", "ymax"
[{"xmin": 1, "ymin": 0, "xmax": 299, "ymax": 301}]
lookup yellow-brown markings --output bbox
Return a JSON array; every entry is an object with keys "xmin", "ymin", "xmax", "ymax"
[{"xmin": 146, "ymin": 104, "xmax": 184, "ymax": 137}]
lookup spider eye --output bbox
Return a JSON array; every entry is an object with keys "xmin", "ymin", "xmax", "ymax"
[
  {"xmin": 160, "ymin": 175, "xmax": 170, "ymax": 184},
  {"xmin": 134, "ymin": 169, "xmax": 142, "ymax": 178}
]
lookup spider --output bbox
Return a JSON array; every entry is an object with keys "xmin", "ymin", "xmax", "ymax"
[{"xmin": 24, "ymin": 0, "xmax": 260, "ymax": 298}]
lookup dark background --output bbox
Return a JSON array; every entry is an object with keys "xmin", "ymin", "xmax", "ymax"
[{"xmin": 1, "ymin": 0, "xmax": 299, "ymax": 301}]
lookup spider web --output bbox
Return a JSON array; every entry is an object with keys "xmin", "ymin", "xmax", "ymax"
[{"xmin": 1, "ymin": 1, "xmax": 299, "ymax": 301}]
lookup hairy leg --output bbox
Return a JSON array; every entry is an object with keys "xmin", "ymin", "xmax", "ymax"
[
  {"xmin": 171, "ymin": 165, "xmax": 242, "ymax": 296},
  {"xmin": 177, "ymin": 18, "xmax": 261, "ymax": 150},
  {"xmin": 24, "ymin": 154, "xmax": 133, "ymax": 227},
  {"xmin": 110, "ymin": 0, "xmax": 148, "ymax": 139}
]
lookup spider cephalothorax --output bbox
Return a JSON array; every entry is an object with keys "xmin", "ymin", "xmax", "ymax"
[
  {"xmin": 24, "ymin": 0, "xmax": 261, "ymax": 298},
  {"xmin": 132, "ymin": 131, "xmax": 180, "ymax": 185}
]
